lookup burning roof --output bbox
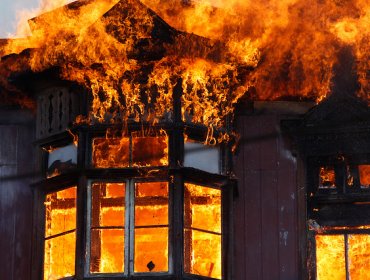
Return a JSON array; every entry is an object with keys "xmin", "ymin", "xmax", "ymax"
[
  {"xmin": 0, "ymin": 0, "xmax": 252, "ymax": 129},
  {"xmin": 0, "ymin": 0, "xmax": 369, "ymax": 127}
]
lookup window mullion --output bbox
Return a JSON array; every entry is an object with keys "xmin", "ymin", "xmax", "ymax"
[
  {"xmin": 345, "ymin": 234, "xmax": 349, "ymax": 280},
  {"xmin": 128, "ymin": 179, "xmax": 135, "ymax": 275}
]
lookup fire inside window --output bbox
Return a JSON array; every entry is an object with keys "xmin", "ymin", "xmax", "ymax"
[
  {"xmin": 40, "ymin": 130, "xmax": 229, "ymax": 280},
  {"xmin": 308, "ymin": 160, "xmax": 370, "ymax": 280}
]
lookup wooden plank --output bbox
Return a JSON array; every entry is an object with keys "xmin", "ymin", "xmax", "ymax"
[
  {"xmin": 261, "ymin": 170, "xmax": 279, "ymax": 280},
  {"xmin": 0, "ymin": 165, "xmax": 18, "ymax": 280},
  {"xmin": 0, "ymin": 126, "xmax": 18, "ymax": 165},
  {"xmin": 13, "ymin": 183, "xmax": 33, "ymax": 280},
  {"xmin": 232, "ymin": 116, "xmax": 246, "ymax": 280},
  {"xmin": 240, "ymin": 116, "xmax": 261, "ymax": 170},
  {"xmin": 259, "ymin": 115, "xmax": 278, "ymax": 171},
  {"xmin": 277, "ymin": 164, "xmax": 299, "ymax": 279},
  {"xmin": 244, "ymin": 169, "xmax": 262, "ymax": 280}
]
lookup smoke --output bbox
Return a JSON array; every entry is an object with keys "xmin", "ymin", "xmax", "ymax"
[{"xmin": 11, "ymin": 0, "xmax": 74, "ymax": 38}]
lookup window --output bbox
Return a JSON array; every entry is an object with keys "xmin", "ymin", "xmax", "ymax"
[
  {"xmin": 312, "ymin": 227, "xmax": 370, "ymax": 280},
  {"xmin": 44, "ymin": 186, "xmax": 77, "ymax": 280},
  {"xmin": 308, "ymin": 158, "xmax": 370, "ymax": 280},
  {"xmin": 87, "ymin": 180, "xmax": 170, "ymax": 276},
  {"xmin": 39, "ymin": 128, "xmax": 231, "ymax": 280},
  {"xmin": 184, "ymin": 183, "xmax": 222, "ymax": 279}
]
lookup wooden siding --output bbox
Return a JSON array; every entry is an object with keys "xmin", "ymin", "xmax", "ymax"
[
  {"xmin": 0, "ymin": 111, "xmax": 35, "ymax": 280},
  {"xmin": 233, "ymin": 109, "xmax": 303, "ymax": 280}
]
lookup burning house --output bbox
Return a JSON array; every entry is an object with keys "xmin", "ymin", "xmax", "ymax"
[{"xmin": 0, "ymin": 0, "xmax": 369, "ymax": 280}]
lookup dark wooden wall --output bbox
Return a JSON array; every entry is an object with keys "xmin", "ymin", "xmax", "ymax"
[
  {"xmin": 233, "ymin": 102, "xmax": 312, "ymax": 280},
  {"xmin": 0, "ymin": 109, "xmax": 35, "ymax": 280}
]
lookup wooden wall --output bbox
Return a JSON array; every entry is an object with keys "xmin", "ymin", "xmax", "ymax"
[
  {"xmin": 0, "ymin": 109, "xmax": 35, "ymax": 280},
  {"xmin": 233, "ymin": 102, "xmax": 312, "ymax": 280}
]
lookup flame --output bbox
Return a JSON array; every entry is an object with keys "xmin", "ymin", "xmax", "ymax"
[
  {"xmin": 359, "ymin": 165, "xmax": 370, "ymax": 188},
  {"xmin": 44, "ymin": 187, "xmax": 76, "ymax": 280},
  {"xmin": 348, "ymin": 234, "xmax": 370, "ymax": 279},
  {"xmin": 90, "ymin": 183, "xmax": 125, "ymax": 273},
  {"xmin": 184, "ymin": 183, "xmax": 222, "ymax": 279},
  {"xmin": 0, "ymin": 0, "xmax": 367, "ymax": 136},
  {"xmin": 319, "ymin": 166, "xmax": 336, "ymax": 189},
  {"xmin": 315, "ymin": 233, "xmax": 370, "ymax": 280},
  {"xmin": 315, "ymin": 235, "xmax": 346, "ymax": 280},
  {"xmin": 92, "ymin": 133, "xmax": 168, "ymax": 168},
  {"xmin": 134, "ymin": 182, "xmax": 169, "ymax": 272}
]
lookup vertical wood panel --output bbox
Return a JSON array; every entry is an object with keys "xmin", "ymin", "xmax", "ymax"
[
  {"xmin": 261, "ymin": 170, "xmax": 279, "ymax": 280},
  {"xmin": 0, "ymin": 121, "xmax": 35, "ymax": 280},
  {"xmin": 233, "ymin": 117, "xmax": 246, "ymax": 280},
  {"xmin": 233, "ymin": 112, "xmax": 300, "ymax": 280},
  {"xmin": 244, "ymin": 169, "xmax": 262, "ymax": 279}
]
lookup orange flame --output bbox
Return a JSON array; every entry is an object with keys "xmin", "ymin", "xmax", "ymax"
[{"xmin": 0, "ymin": 0, "xmax": 369, "ymax": 131}]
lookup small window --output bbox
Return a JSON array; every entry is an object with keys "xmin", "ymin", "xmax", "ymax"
[
  {"xmin": 319, "ymin": 166, "xmax": 336, "ymax": 189},
  {"xmin": 92, "ymin": 135, "xmax": 168, "ymax": 168},
  {"xmin": 359, "ymin": 165, "xmax": 370, "ymax": 188},
  {"xmin": 184, "ymin": 183, "xmax": 222, "ymax": 279},
  {"xmin": 47, "ymin": 144, "xmax": 78, "ymax": 178},
  {"xmin": 44, "ymin": 186, "xmax": 77, "ymax": 280},
  {"xmin": 184, "ymin": 141, "xmax": 221, "ymax": 174}
]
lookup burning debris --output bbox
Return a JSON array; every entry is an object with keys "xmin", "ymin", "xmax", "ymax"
[{"xmin": 0, "ymin": 0, "xmax": 368, "ymax": 136}]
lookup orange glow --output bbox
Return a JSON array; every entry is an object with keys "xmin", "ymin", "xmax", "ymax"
[
  {"xmin": 315, "ymin": 235, "xmax": 346, "ymax": 280},
  {"xmin": 91, "ymin": 229, "xmax": 124, "ymax": 273},
  {"xmin": 90, "ymin": 183, "xmax": 125, "ymax": 273},
  {"xmin": 134, "ymin": 182, "xmax": 169, "ymax": 272},
  {"xmin": 132, "ymin": 136, "xmax": 168, "ymax": 166},
  {"xmin": 44, "ymin": 187, "xmax": 76, "ymax": 280},
  {"xmin": 92, "ymin": 135, "xmax": 168, "ymax": 168},
  {"xmin": 184, "ymin": 183, "xmax": 222, "ymax": 279},
  {"xmin": 348, "ymin": 234, "xmax": 370, "ymax": 279},
  {"xmin": 134, "ymin": 227, "xmax": 168, "ymax": 272},
  {"xmin": 2, "ymin": 0, "xmax": 368, "ymax": 133},
  {"xmin": 319, "ymin": 167, "xmax": 336, "ymax": 189},
  {"xmin": 359, "ymin": 165, "xmax": 370, "ymax": 188},
  {"xmin": 92, "ymin": 137, "xmax": 130, "ymax": 168},
  {"xmin": 44, "ymin": 233, "xmax": 76, "ymax": 280}
]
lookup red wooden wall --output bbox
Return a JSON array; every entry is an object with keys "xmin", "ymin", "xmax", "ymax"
[
  {"xmin": 233, "ymin": 102, "xmax": 312, "ymax": 280},
  {"xmin": 0, "ymin": 109, "xmax": 35, "ymax": 280}
]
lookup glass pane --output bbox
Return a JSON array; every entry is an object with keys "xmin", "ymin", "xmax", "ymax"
[
  {"xmin": 45, "ymin": 187, "xmax": 77, "ymax": 238},
  {"xmin": 134, "ymin": 227, "xmax": 168, "ymax": 272},
  {"xmin": 348, "ymin": 234, "xmax": 370, "ymax": 280},
  {"xmin": 90, "ymin": 229, "xmax": 124, "ymax": 273},
  {"xmin": 47, "ymin": 144, "xmax": 77, "ymax": 178},
  {"xmin": 132, "ymin": 136, "xmax": 168, "ymax": 166},
  {"xmin": 91, "ymin": 183, "xmax": 125, "ymax": 227},
  {"xmin": 315, "ymin": 235, "xmax": 346, "ymax": 280},
  {"xmin": 184, "ymin": 183, "xmax": 221, "ymax": 233},
  {"xmin": 92, "ymin": 137, "xmax": 129, "ymax": 168},
  {"xmin": 319, "ymin": 167, "xmax": 336, "ymax": 189},
  {"xmin": 359, "ymin": 165, "xmax": 370, "ymax": 188},
  {"xmin": 184, "ymin": 141, "xmax": 220, "ymax": 174},
  {"xmin": 184, "ymin": 229, "xmax": 222, "ymax": 279},
  {"xmin": 44, "ymin": 232, "xmax": 75, "ymax": 280},
  {"xmin": 135, "ymin": 182, "xmax": 168, "ymax": 226},
  {"xmin": 134, "ymin": 182, "xmax": 169, "ymax": 272}
]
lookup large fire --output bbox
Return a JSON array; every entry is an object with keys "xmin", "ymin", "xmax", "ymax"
[
  {"xmin": 0, "ymin": 0, "xmax": 368, "ymax": 131},
  {"xmin": 315, "ymin": 233, "xmax": 370, "ymax": 280}
]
